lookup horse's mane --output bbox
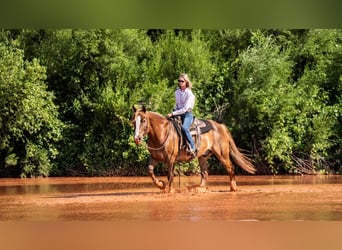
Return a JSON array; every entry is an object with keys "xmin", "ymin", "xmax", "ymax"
[{"xmin": 148, "ymin": 111, "xmax": 167, "ymax": 120}]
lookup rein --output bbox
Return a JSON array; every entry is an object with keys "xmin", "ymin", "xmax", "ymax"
[{"xmin": 147, "ymin": 117, "xmax": 172, "ymax": 151}]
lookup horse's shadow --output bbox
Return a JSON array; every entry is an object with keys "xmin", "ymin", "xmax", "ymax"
[
  {"xmin": 46, "ymin": 188, "xmax": 237, "ymax": 199},
  {"xmin": 46, "ymin": 191, "xmax": 156, "ymax": 199}
]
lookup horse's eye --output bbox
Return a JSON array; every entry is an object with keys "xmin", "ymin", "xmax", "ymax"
[{"xmin": 141, "ymin": 118, "xmax": 146, "ymax": 123}]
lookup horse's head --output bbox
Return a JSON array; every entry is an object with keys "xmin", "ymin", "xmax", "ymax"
[{"xmin": 132, "ymin": 105, "xmax": 149, "ymax": 145}]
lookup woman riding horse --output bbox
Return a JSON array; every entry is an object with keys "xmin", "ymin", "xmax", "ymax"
[
  {"xmin": 166, "ymin": 73, "xmax": 196, "ymax": 157},
  {"xmin": 132, "ymin": 105, "xmax": 256, "ymax": 192}
]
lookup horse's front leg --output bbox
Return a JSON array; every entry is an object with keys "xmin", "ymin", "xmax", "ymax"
[{"xmin": 148, "ymin": 158, "xmax": 166, "ymax": 190}]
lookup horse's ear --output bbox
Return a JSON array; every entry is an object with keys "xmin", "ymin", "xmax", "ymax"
[
  {"xmin": 142, "ymin": 105, "xmax": 146, "ymax": 113},
  {"xmin": 133, "ymin": 105, "xmax": 137, "ymax": 112}
]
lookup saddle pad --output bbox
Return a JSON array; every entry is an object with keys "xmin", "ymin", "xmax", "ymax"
[
  {"xmin": 191, "ymin": 119, "xmax": 213, "ymax": 134},
  {"xmin": 170, "ymin": 117, "xmax": 213, "ymax": 138}
]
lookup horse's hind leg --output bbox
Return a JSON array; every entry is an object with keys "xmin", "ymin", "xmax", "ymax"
[
  {"xmin": 216, "ymin": 155, "xmax": 237, "ymax": 192},
  {"xmin": 224, "ymin": 158, "xmax": 237, "ymax": 191},
  {"xmin": 188, "ymin": 156, "xmax": 208, "ymax": 192},
  {"xmin": 198, "ymin": 157, "xmax": 209, "ymax": 187},
  {"xmin": 166, "ymin": 162, "xmax": 175, "ymax": 193}
]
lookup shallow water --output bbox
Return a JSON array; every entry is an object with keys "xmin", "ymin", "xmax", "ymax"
[{"xmin": 0, "ymin": 175, "xmax": 341, "ymax": 221}]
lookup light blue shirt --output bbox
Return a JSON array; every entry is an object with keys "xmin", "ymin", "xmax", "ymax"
[{"xmin": 172, "ymin": 88, "xmax": 195, "ymax": 116}]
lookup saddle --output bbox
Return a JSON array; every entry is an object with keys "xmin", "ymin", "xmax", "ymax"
[{"xmin": 170, "ymin": 116, "xmax": 213, "ymax": 151}]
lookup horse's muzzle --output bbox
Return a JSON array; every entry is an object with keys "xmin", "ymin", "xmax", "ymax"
[{"xmin": 134, "ymin": 136, "xmax": 142, "ymax": 145}]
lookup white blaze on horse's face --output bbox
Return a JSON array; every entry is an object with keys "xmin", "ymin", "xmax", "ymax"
[{"xmin": 134, "ymin": 115, "xmax": 141, "ymax": 145}]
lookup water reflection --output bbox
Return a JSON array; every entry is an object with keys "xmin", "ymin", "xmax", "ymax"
[
  {"xmin": 210, "ymin": 175, "xmax": 342, "ymax": 186},
  {"xmin": 0, "ymin": 175, "xmax": 341, "ymax": 221},
  {"xmin": 0, "ymin": 177, "xmax": 153, "ymax": 195}
]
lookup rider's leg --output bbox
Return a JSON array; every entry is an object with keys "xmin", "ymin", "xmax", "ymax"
[{"xmin": 182, "ymin": 112, "xmax": 195, "ymax": 151}]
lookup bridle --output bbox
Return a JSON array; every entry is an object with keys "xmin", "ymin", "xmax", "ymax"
[{"xmin": 133, "ymin": 111, "xmax": 172, "ymax": 151}]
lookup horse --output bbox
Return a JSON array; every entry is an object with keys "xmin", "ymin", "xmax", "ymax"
[{"xmin": 132, "ymin": 105, "xmax": 256, "ymax": 192}]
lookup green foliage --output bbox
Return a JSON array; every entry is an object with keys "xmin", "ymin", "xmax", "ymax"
[
  {"xmin": 197, "ymin": 30, "xmax": 253, "ymax": 120},
  {"xmin": 0, "ymin": 37, "xmax": 62, "ymax": 177},
  {"xmin": 296, "ymin": 29, "xmax": 342, "ymax": 171},
  {"xmin": 142, "ymin": 30, "xmax": 215, "ymax": 116},
  {"xmin": 226, "ymin": 30, "xmax": 340, "ymax": 174},
  {"xmin": 0, "ymin": 29, "xmax": 341, "ymax": 177},
  {"xmin": 231, "ymin": 33, "xmax": 293, "ymax": 172},
  {"xmin": 19, "ymin": 29, "xmax": 152, "ymax": 176}
]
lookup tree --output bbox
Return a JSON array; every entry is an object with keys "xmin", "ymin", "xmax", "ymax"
[
  {"xmin": 18, "ymin": 29, "xmax": 154, "ymax": 175},
  {"xmin": 3, "ymin": 28, "xmax": 340, "ymax": 176},
  {"xmin": 0, "ymin": 34, "xmax": 62, "ymax": 177},
  {"xmin": 228, "ymin": 30, "xmax": 339, "ymax": 174},
  {"xmin": 292, "ymin": 29, "xmax": 342, "ymax": 172}
]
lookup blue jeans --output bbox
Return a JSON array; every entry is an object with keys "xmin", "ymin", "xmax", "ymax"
[{"xmin": 181, "ymin": 112, "xmax": 195, "ymax": 151}]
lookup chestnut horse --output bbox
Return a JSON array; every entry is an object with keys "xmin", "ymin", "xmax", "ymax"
[{"xmin": 132, "ymin": 105, "xmax": 256, "ymax": 192}]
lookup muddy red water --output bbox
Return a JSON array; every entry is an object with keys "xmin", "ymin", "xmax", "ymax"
[{"xmin": 0, "ymin": 175, "xmax": 341, "ymax": 221}]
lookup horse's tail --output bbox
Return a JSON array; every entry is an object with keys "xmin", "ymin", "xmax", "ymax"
[{"xmin": 226, "ymin": 128, "xmax": 256, "ymax": 174}]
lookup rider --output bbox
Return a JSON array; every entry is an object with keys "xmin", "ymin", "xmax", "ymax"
[{"xmin": 167, "ymin": 73, "xmax": 196, "ymax": 156}]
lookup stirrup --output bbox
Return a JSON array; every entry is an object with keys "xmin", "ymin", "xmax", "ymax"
[
  {"xmin": 191, "ymin": 151, "xmax": 197, "ymax": 158},
  {"xmin": 189, "ymin": 148, "xmax": 197, "ymax": 157}
]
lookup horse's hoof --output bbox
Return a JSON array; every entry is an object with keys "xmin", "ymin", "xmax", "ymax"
[
  {"xmin": 187, "ymin": 185, "xmax": 208, "ymax": 193},
  {"xmin": 160, "ymin": 186, "xmax": 172, "ymax": 194},
  {"xmin": 157, "ymin": 180, "xmax": 166, "ymax": 189},
  {"xmin": 230, "ymin": 181, "xmax": 238, "ymax": 192}
]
